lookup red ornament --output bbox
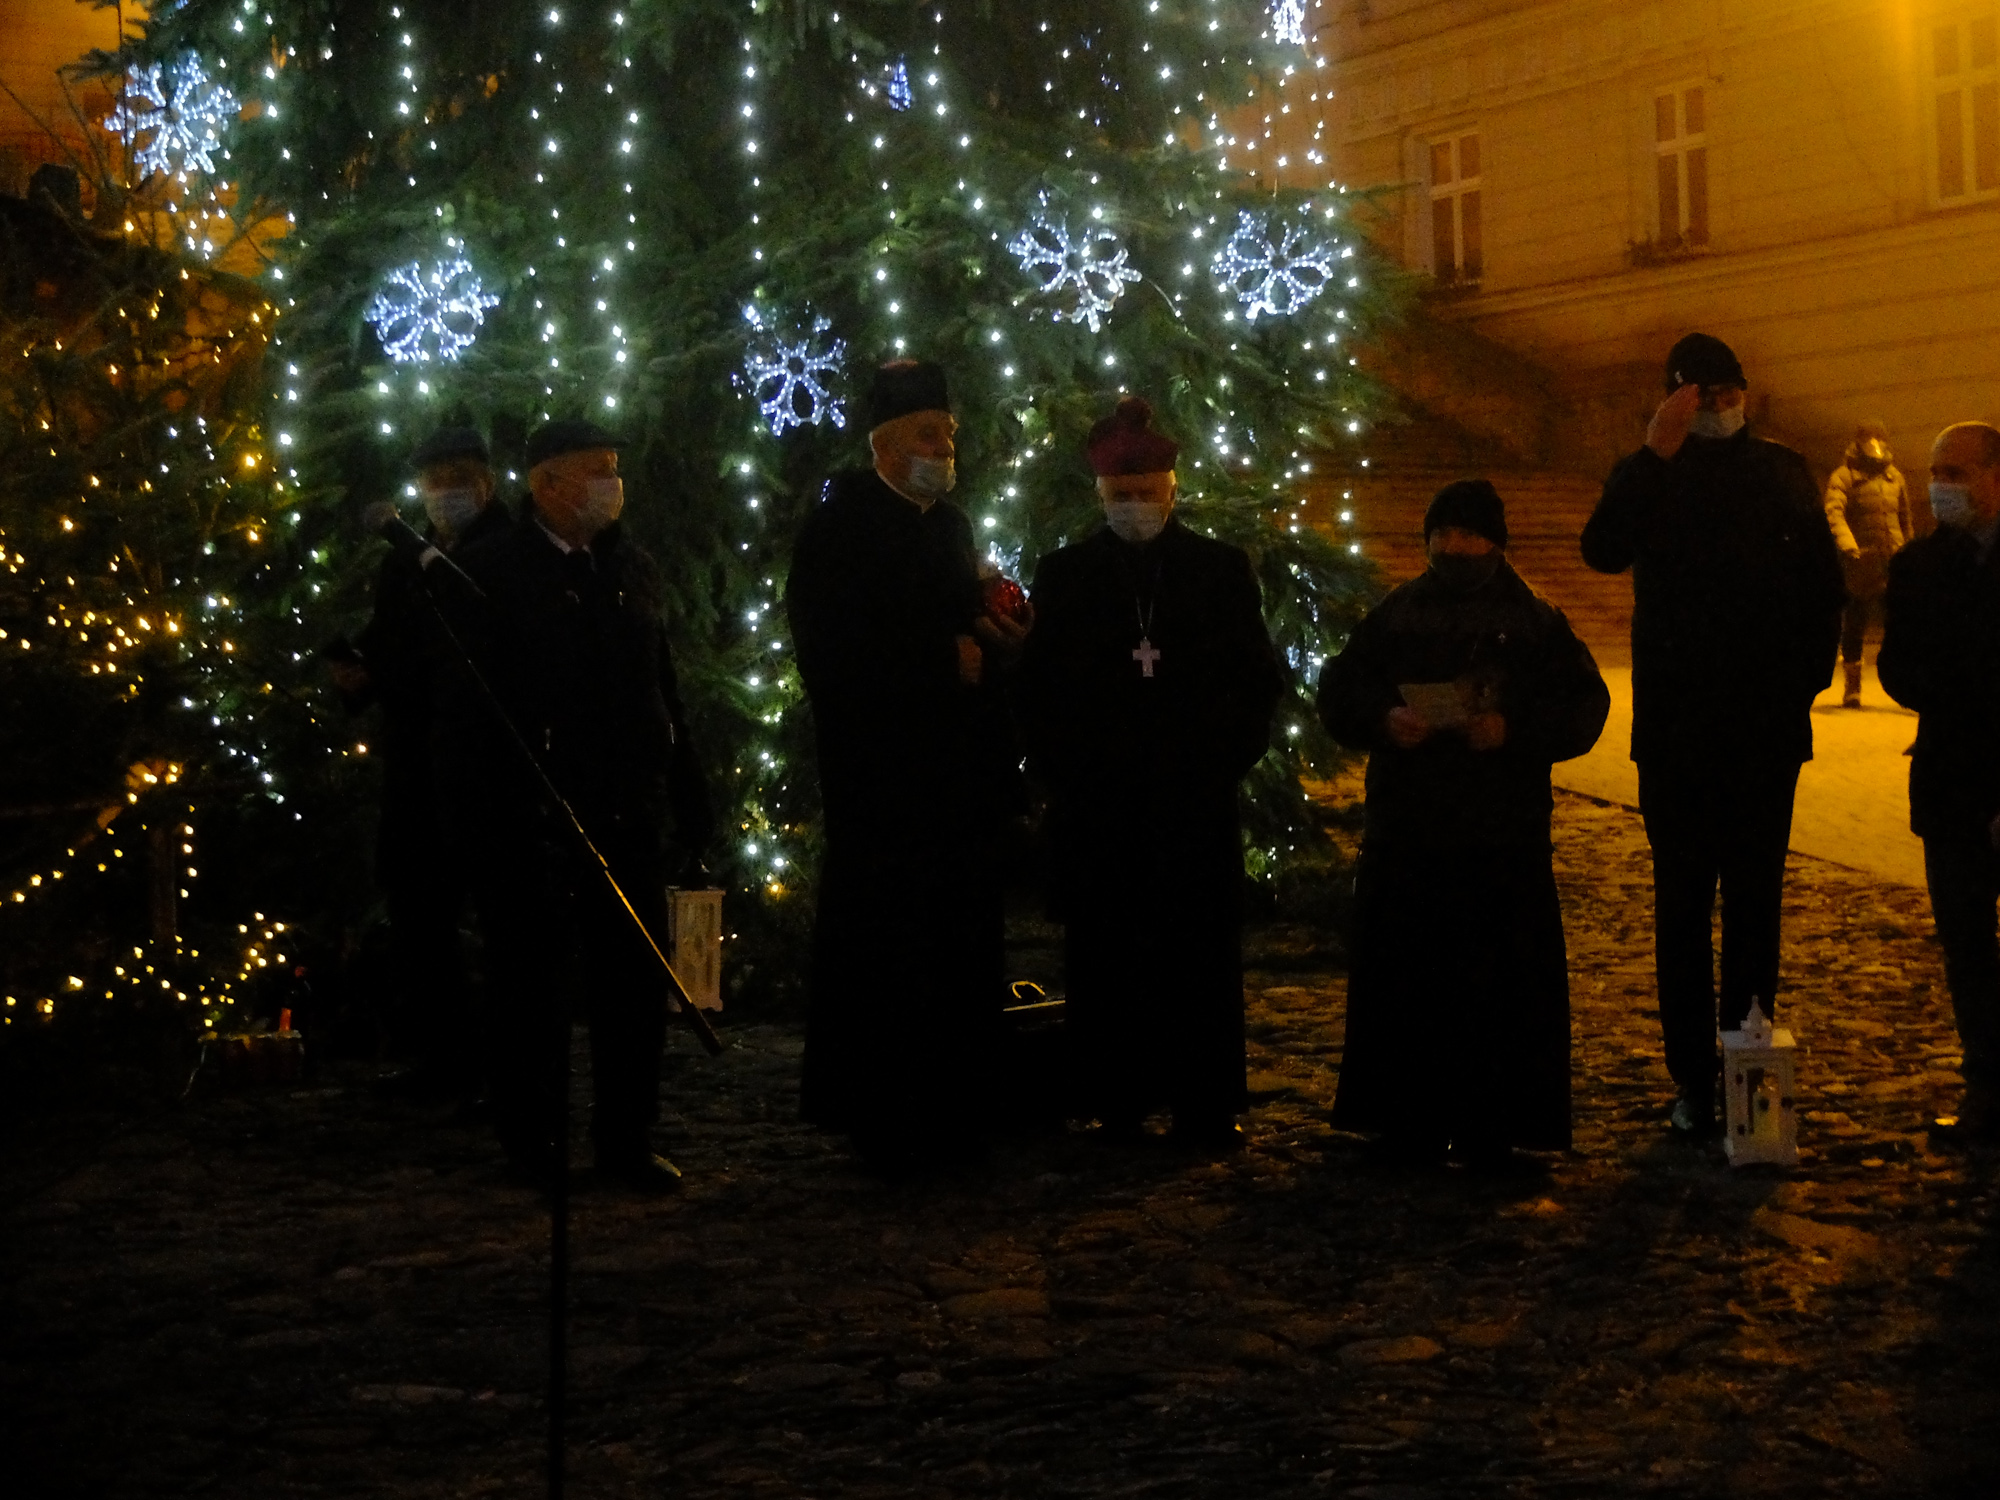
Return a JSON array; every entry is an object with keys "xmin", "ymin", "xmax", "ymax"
[{"xmin": 982, "ymin": 573, "xmax": 1028, "ymax": 625}]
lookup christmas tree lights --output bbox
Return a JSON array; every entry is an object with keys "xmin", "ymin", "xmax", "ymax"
[{"xmin": 363, "ymin": 254, "xmax": 502, "ymax": 364}]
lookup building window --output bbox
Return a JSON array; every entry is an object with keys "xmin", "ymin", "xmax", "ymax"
[
  {"xmin": 1655, "ymin": 86, "xmax": 1709, "ymax": 247},
  {"xmin": 1428, "ymin": 131, "xmax": 1481, "ymax": 285},
  {"xmin": 1934, "ymin": 16, "xmax": 2000, "ymax": 204}
]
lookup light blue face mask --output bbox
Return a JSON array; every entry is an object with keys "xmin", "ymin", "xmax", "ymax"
[
  {"xmin": 1930, "ymin": 482, "xmax": 1978, "ymax": 530},
  {"xmin": 1688, "ymin": 407, "xmax": 1745, "ymax": 440},
  {"xmin": 423, "ymin": 486, "xmax": 483, "ymax": 534}
]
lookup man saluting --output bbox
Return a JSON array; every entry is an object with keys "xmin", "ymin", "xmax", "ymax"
[{"xmin": 1018, "ymin": 397, "xmax": 1283, "ymax": 1150}]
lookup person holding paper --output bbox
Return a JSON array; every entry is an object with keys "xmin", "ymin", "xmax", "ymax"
[{"xmin": 1318, "ymin": 480, "xmax": 1609, "ymax": 1167}]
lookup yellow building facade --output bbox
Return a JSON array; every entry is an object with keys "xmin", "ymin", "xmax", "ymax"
[{"xmin": 1283, "ymin": 0, "xmax": 2000, "ymax": 467}]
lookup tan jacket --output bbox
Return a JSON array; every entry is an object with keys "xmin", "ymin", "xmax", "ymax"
[{"xmin": 1824, "ymin": 461, "xmax": 1911, "ymax": 561}]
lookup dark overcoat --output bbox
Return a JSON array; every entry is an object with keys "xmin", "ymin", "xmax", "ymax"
[
  {"xmin": 1877, "ymin": 526, "xmax": 2000, "ymax": 840},
  {"xmin": 785, "ymin": 469, "xmax": 1014, "ymax": 1138},
  {"xmin": 1581, "ymin": 429, "xmax": 1845, "ymax": 767},
  {"xmin": 1317, "ymin": 559, "xmax": 1609, "ymax": 1150},
  {"xmin": 1017, "ymin": 519, "xmax": 1283, "ymax": 1121}
]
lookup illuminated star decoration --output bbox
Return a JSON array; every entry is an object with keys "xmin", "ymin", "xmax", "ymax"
[
  {"xmin": 362, "ymin": 256, "xmax": 501, "ymax": 364},
  {"xmin": 1271, "ymin": 0, "xmax": 1309, "ymax": 47},
  {"xmin": 104, "ymin": 54, "xmax": 237, "ymax": 180},
  {"xmin": 1212, "ymin": 210, "xmax": 1337, "ymax": 322},
  {"xmin": 739, "ymin": 306, "xmax": 848, "ymax": 433},
  {"xmin": 1007, "ymin": 213, "xmax": 1143, "ymax": 334}
]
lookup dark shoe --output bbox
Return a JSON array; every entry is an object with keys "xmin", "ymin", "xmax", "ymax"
[
  {"xmin": 598, "ymin": 1150, "xmax": 684, "ymax": 1193},
  {"xmin": 1094, "ymin": 1114, "xmax": 1151, "ymax": 1146},
  {"xmin": 1364, "ymin": 1132, "xmax": 1448, "ymax": 1169},
  {"xmin": 1670, "ymin": 1094, "xmax": 1717, "ymax": 1137},
  {"xmin": 502, "ymin": 1147, "xmax": 560, "ymax": 1192},
  {"xmin": 371, "ymin": 1067, "xmax": 458, "ymax": 1105},
  {"xmin": 1168, "ymin": 1115, "xmax": 1245, "ymax": 1154},
  {"xmin": 1841, "ymin": 661, "xmax": 1863, "ymax": 708}
]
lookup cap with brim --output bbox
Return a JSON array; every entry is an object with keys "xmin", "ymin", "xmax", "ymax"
[
  {"xmin": 868, "ymin": 359, "xmax": 951, "ymax": 429},
  {"xmin": 411, "ymin": 426, "xmax": 490, "ymax": 467},
  {"xmin": 526, "ymin": 417, "xmax": 628, "ymax": 469}
]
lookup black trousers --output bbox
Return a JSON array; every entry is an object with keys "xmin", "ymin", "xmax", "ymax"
[
  {"xmin": 1638, "ymin": 759, "xmax": 1802, "ymax": 1100},
  {"xmin": 475, "ymin": 832, "xmax": 672, "ymax": 1165},
  {"xmin": 1923, "ymin": 825, "xmax": 2000, "ymax": 1098},
  {"xmin": 379, "ymin": 822, "xmax": 473, "ymax": 1090}
]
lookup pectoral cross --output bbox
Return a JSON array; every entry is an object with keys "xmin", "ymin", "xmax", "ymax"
[{"xmin": 1133, "ymin": 636, "xmax": 1161, "ymax": 678}]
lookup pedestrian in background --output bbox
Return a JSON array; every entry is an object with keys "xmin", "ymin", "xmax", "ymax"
[
  {"xmin": 1878, "ymin": 421, "xmax": 2000, "ymax": 1146},
  {"xmin": 1320, "ymin": 480, "xmax": 1608, "ymax": 1168},
  {"xmin": 1824, "ymin": 421, "xmax": 1912, "ymax": 707},
  {"xmin": 331, "ymin": 426, "xmax": 510, "ymax": 1105},
  {"xmin": 1017, "ymin": 397, "xmax": 1282, "ymax": 1152},
  {"xmin": 1581, "ymin": 333, "xmax": 1845, "ymax": 1137}
]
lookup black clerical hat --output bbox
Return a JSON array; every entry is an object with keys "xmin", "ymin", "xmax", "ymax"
[
  {"xmin": 410, "ymin": 426, "xmax": 490, "ymax": 467},
  {"xmin": 867, "ymin": 359, "xmax": 951, "ymax": 429},
  {"xmin": 525, "ymin": 417, "xmax": 627, "ymax": 469}
]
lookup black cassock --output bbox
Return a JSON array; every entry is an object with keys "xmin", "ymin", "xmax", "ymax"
[
  {"xmin": 1317, "ymin": 559, "xmax": 1609, "ymax": 1152},
  {"xmin": 1019, "ymin": 519, "xmax": 1283, "ymax": 1125},
  {"xmin": 786, "ymin": 469, "xmax": 1015, "ymax": 1145}
]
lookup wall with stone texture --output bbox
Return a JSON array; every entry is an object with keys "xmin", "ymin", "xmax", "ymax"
[
  {"xmin": 0, "ymin": 1, "xmax": 136, "ymax": 194},
  {"xmin": 1287, "ymin": 0, "xmax": 2000, "ymax": 469}
]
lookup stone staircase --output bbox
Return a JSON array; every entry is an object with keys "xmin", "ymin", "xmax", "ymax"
[{"xmin": 1303, "ymin": 409, "xmax": 1635, "ymax": 666}]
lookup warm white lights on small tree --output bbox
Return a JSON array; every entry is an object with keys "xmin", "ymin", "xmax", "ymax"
[
  {"xmin": 362, "ymin": 256, "xmax": 502, "ymax": 364},
  {"xmin": 1008, "ymin": 213, "xmax": 1143, "ymax": 334},
  {"xmin": 739, "ymin": 306, "xmax": 848, "ymax": 434},
  {"xmin": 104, "ymin": 55, "xmax": 238, "ymax": 181},
  {"xmin": 1212, "ymin": 210, "xmax": 1338, "ymax": 322}
]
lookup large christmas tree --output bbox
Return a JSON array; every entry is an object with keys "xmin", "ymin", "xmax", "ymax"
[{"xmin": 67, "ymin": 0, "xmax": 1391, "ymax": 1007}]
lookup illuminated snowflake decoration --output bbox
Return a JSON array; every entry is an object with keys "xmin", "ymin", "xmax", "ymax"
[
  {"xmin": 1212, "ymin": 211, "xmax": 1338, "ymax": 322},
  {"xmin": 887, "ymin": 58, "xmax": 913, "ymax": 111},
  {"xmin": 1007, "ymin": 213, "xmax": 1143, "ymax": 334},
  {"xmin": 1271, "ymin": 0, "xmax": 1309, "ymax": 47},
  {"xmin": 739, "ymin": 306, "xmax": 847, "ymax": 434},
  {"xmin": 104, "ymin": 55, "xmax": 237, "ymax": 180},
  {"xmin": 363, "ymin": 256, "xmax": 502, "ymax": 364}
]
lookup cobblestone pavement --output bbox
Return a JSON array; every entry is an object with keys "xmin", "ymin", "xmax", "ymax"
[{"xmin": 5, "ymin": 793, "xmax": 1998, "ymax": 1499}]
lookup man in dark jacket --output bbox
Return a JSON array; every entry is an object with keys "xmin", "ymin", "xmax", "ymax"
[
  {"xmin": 1017, "ymin": 397, "xmax": 1284, "ymax": 1151},
  {"xmin": 442, "ymin": 419, "xmax": 713, "ymax": 1190},
  {"xmin": 1581, "ymin": 333, "xmax": 1845, "ymax": 1135},
  {"xmin": 1878, "ymin": 421, "xmax": 2000, "ymax": 1145},
  {"xmin": 786, "ymin": 360, "xmax": 1025, "ymax": 1173},
  {"xmin": 1321, "ymin": 480, "xmax": 1608, "ymax": 1164},
  {"xmin": 332, "ymin": 425, "xmax": 510, "ymax": 1102}
]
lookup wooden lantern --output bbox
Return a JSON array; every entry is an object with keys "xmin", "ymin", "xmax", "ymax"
[
  {"xmin": 665, "ymin": 887, "xmax": 724, "ymax": 1012},
  {"xmin": 1721, "ymin": 999, "xmax": 1798, "ymax": 1167}
]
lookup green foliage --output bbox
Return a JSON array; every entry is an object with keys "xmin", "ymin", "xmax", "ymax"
[{"xmin": 114, "ymin": 0, "xmax": 1395, "ymax": 998}]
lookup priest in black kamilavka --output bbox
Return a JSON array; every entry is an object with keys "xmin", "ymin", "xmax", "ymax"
[
  {"xmin": 1317, "ymin": 481, "xmax": 1609, "ymax": 1167},
  {"xmin": 787, "ymin": 360, "xmax": 1027, "ymax": 1173},
  {"xmin": 1018, "ymin": 398, "xmax": 1283, "ymax": 1150}
]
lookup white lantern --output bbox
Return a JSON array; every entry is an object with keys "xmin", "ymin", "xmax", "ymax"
[
  {"xmin": 1721, "ymin": 999, "xmax": 1798, "ymax": 1166},
  {"xmin": 665, "ymin": 887, "xmax": 724, "ymax": 1012}
]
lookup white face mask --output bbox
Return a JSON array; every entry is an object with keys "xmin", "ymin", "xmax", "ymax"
[
  {"xmin": 1104, "ymin": 499, "xmax": 1170, "ymax": 544},
  {"xmin": 1930, "ymin": 482, "xmax": 1979, "ymax": 530},
  {"xmin": 1688, "ymin": 407, "xmax": 1746, "ymax": 440},
  {"xmin": 422, "ymin": 486, "xmax": 483, "ymax": 535},
  {"xmin": 903, "ymin": 455, "xmax": 956, "ymax": 499},
  {"xmin": 579, "ymin": 476, "xmax": 624, "ymax": 532}
]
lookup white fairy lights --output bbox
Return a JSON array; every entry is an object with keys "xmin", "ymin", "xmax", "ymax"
[
  {"xmin": 106, "ymin": 55, "xmax": 237, "ymax": 181},
  {"xmin": 739, "ymin": 307, "xmax": 848, "ymax": 434},
  {"xmin": 1212, "ymin": 209, "xmax": 1339, "ymax": 321}
]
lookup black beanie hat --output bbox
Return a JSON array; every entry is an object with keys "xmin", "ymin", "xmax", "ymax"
[
  {"xmin": 867, "ymin": 359, "xmax": 950, "ymax": 429},
  {"xmin": 1664, "ymin": 332, "xmax": 1746, "ymax": 391},
  {"xmin": 1423, "ymin": 479, "xmax": 1508, "ymax": 549}
]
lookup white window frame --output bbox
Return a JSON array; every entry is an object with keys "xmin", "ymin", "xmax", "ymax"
[
  {"xmin": 1931, "ymin": 11, "xmax": 2000, "ymax": 207},
  {"xmin": 1653, "ymin": 83, "xmax": 1710, "ymax": 248},
  {"xmin": 1426, "ymin": 129, "xmax": 1483, "ymax": 286}
]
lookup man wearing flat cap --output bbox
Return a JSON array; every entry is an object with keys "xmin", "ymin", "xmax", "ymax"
[
  {"xmin": 333, "ymin": 425, "xmax": 510, "ymax": 1104},
  {"xmin": 1320, "ymin": 480, "xmax": 1608, "ymax": 1167},
  {"xmin": 441, "ymin": 417, "xmax": 714, "ymax": 1190},
  {"xmin": 1017, "ymin": 397, "xmax": 1284, "ymax": 1151},
  {"xmin": 787, "ymin": 359, "xmax": 1026, "ymax": 1173},
  {"xmin": 1583, "ymin": 333, "xmax": 1845, "ymax": 1137}
]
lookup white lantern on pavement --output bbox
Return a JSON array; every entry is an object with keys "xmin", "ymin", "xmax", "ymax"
[
  {"xmin": 1721, "ymin": 999, "xmax": 1798, "ymax": 1166},
  {"xmin": 665, "ymin": 887, "xmax": 724, "ymax": 1012}
]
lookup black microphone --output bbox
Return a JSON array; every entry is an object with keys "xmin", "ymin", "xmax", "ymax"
[{"xmin": 362, "ymin": 502, "xmax": 485, "ymax": 598}]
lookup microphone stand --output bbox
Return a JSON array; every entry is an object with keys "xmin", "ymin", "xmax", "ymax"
[{"xmin": 386, "ymin": 527, "xmax": 722, "ymax": 1500}]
